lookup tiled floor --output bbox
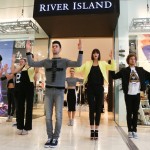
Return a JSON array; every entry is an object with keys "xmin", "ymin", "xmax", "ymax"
[{"xmin": 0, "ymin": 106, "xmax": 129, "ymax": 150}]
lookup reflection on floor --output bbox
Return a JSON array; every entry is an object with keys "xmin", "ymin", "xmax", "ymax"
[
  {"xmin": 0, "ymin": 106, "xmax": 129, "ymax": 150},
  {"xmin": 122, "ymin": 126, "xmax": 150, "ymax": 150},
  {"xmin": 32, "ymin": 103, "xmax": 45, "ymax": 119}
]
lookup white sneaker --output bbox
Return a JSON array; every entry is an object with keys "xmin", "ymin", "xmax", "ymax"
[
  {"xmin": 70, "ymin": 120, "xmax": 74, "ymax": 126},
  {"xmin": 128, "ymin": 132, "xmax": 133, "ymax": 138},
  {"xmin": 132, "ymin": 132, "xmax": 138, "ymax": 139},
  {"xmin": 68, "ymin": 120, "xmax": 71, "ymax": 126},
  {"xmin": 22, "ymin": 130, "xmax": 28, "ymax": 135},
  {"xmin": 9, "ymin": 116, "xmax": 13, "ymax": 122},
  {"xmin": 17, "ymin": 129, "xmax": 23, "ymax": 135},
  {"xmin": 6, "ymin": 116, "xmax": 10, "ymax": 122},
  {"xmin": 6, "ymin": 116, "xmax": 13, "ymax": 122}
]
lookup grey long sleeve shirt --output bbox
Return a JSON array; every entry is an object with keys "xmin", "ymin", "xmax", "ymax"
[{"xmin": 26, "ymin": 51, "xmax": 83, "ymax": 89}]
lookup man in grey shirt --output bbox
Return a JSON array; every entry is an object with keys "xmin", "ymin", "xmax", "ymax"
[{"xmin": 26, "ymin": 40, "xmax": 83, "ymax": 148}]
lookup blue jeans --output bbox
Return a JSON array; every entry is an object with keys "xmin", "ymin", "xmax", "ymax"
[{"xmin": 44, "ymin": 88, "xmax": 64, "ymax": 139}]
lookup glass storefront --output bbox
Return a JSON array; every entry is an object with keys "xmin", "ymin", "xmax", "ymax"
[{"xmin": 114, "ymin": 0, "xmax": 150, "ymax": 127}]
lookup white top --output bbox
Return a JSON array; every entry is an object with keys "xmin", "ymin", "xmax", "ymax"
[{"xmin": 128, "ymin": 67, "xmax": 140, "ymax": 95}]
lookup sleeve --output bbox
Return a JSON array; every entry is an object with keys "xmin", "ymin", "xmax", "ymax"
[
  {"xmin": 66, "ymin": 51, "xmax": 83, "ymax": 67},
  {"xmin": 105, "ymin": 60, "xmax": 116, "ymax": 71},
  {"xmin": 110, "ymin": 69, "xmax": 123, "ymax": 79},
  {"xmin": 77, "ymin": 78, "xmax": 84, "ymax": 83},
  {"xmin": 26, "ymin": 52, "xmax": 45, "ymax": 67},
  {"xmin": 75, "ymin": 63, "xmax": 86, "ymax": 73},
  {"xmin": 143, "ymin": 68, "xmax": 150, "ymax": 80},
  {"xmin": 30, "ymin": 67, "xmax": 35, "ymax": 74}
]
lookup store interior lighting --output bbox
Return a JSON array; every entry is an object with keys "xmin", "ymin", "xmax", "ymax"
[
  {"xmin": 129, "ymin": 0, "xmax": 150, "ymax": 32},
  {"xmin": 0, "ymin": 20, "xmax": 39, "ymax": 34}
]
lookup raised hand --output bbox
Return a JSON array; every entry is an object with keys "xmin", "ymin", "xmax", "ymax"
[
  {"xmin": 6, "ymin": 74, "xmax": 14, "ymax": 80},
  {"xmin": 109, "ymin": 50, "xmax": 113, "ymax": 59},
  {"xmin": 26, "ymin": 40, "xmax": 32, "ymax": 52},
  {"xmin": 78, "ymin": 39, "xmax": 82, "ymax": 50},
  {"xmin": 12, "ymin": 54, "xmax": 16, "ymax": 63},
  {"xmin": 3, "ymin": 64, "xmax": 9, "ymax": 73}
]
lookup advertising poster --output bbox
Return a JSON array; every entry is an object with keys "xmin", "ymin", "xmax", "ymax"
[
  {"xmin": 138, "ymin": 34, "xmax": 150, "ymax": 72},
  {"xmin": 0, "ymin": 40, "xmax": 26, "ymax": 117}
]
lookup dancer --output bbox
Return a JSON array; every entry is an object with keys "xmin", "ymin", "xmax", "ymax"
[
  {"xmin": 75, "ymin": 49, "xmax": 115, "ymax": 140},
  {"xmin": 26, "ymin": 40, "xmax": 83, "ymax": 148},
  {"xmin": 66, "ymin": 68, "xmax": 83, "ymax": 126}
]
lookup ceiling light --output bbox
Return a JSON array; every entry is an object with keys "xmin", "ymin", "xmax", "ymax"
[
  {"xmin": 0, "ymin": 20, "xmax": 39, "ymax": 34},
  {"xmin": 129, "ymin": 18, "xmax": 150, "ymax": 32}
]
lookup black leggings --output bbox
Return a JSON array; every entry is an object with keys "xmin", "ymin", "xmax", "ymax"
[
  {"xmin": 125, "ymin": 94, "xmax": 140, "ymax": 132},
  {"xmin": 17, "ymin": 83, "xmax": 34, "ymax": 130},
  {"xmin": 87, "ymin": 85, "xmax": 104, "ymax": 126},
  {"xmin": 7, "ymin": 88, "xmax": 15, "ymax": 116}
]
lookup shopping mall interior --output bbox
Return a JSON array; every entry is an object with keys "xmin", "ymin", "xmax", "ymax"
[{"xmin": 0, "ymin": 0, "xmax": 150, "ymax": 150}]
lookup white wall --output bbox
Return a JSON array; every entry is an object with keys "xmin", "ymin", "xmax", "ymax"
[{"xmin": 33, "ymin": 38, "xmax": 113, "ymax": 62}]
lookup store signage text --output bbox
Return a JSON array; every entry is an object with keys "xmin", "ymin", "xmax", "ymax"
[{"xmin": 39, "ymin": 1, "xmax": 113, "ymax": 12}]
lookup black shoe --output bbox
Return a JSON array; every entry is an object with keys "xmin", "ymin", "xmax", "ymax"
[
  {"xmin": 95, "ymin": 130, "xmax": 98, "ymax": 140},
  {"xmin": 50, "ymin": 139, "xmax": 58, "ymax": 148},
  {"xmin": 90, "ymin": 130, "xmax": 95, "ymax": 140},
  {"xmin": 44, "ymin": 139, "xmax": 51, "ymax": 148}
]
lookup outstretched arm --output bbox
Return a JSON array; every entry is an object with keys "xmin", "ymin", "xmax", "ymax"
[
  {"xmin": 143, "ymin": 68, "xmax": 150, "ymax": 80},
  {"xmin": 66, "ymin": 39, "xmax": 83, "ymax": 67},
  {"xmin": 26, "ymin": 40, "xmax": 45, "ymax": 67},
  {"xmin": 105, "ymin": 50, "xmax": 116, "ymax": 71},
  {"xmin": 110, "ymin": 70, "xmax": 123, "ymax": 79}
]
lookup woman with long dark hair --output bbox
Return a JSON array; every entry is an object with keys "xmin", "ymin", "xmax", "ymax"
[{"xmin": 75, "ymin": 49, "xmax": 115, "ymax": 140}]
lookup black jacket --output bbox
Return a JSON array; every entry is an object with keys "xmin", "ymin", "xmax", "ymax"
[{"xmin": 110, "ymin": 66, "xmax": 150, "ymax": 94}]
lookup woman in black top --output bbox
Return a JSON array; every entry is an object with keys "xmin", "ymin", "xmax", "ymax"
[
  {"xmin": 75, "ymin": 49, "xmax": 115, "ymax": 140},
  {"xmin": 87, "ymin": 50, "xmax": 104, "ymax": 140}
]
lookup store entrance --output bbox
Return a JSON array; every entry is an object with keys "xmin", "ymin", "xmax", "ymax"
[{"xmin": 32, "ymin": 0, "xmax": 120, "ymax": 119}]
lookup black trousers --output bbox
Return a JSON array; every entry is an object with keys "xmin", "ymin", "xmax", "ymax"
[
  {"xmin": 87, "ymin": 85, "xmax": 104, "ymax": 126},
  {"xmin": 14, "ymin": 90, "xmax": 19, "ymax": 123},
  {"xmin": 125, "ymin": 93, "xmax": 140, "ymax": 132},
  {"xmin": 7, "ymin": 88, "xmax": 15, "ymax": 116},
  {"xmin": 17, "ymin": 83, "xmax": 34, "ymax": 130}
]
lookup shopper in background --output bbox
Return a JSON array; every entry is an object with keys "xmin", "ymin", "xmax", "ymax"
[
  {"xmin": 0, "ymin": 63, "xmax": 15, "ymax": 122},
  {"xmin": 110, "ymin": 53, "xmax": 150, "ymax": 139},
  {"xmin": 66, "ymin": 67, "xmax": 83, "ymax": 126},
  {"xmin": 75, "ymin": 49, "xmax": 115, "ymax": 140},
  {"xmin": 26, "ymin": 39, "xmax": 83, "ymax": 148},
  {"xmin": 6, "ymin": 77, "xmax": 15, "ymax": 122}
]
